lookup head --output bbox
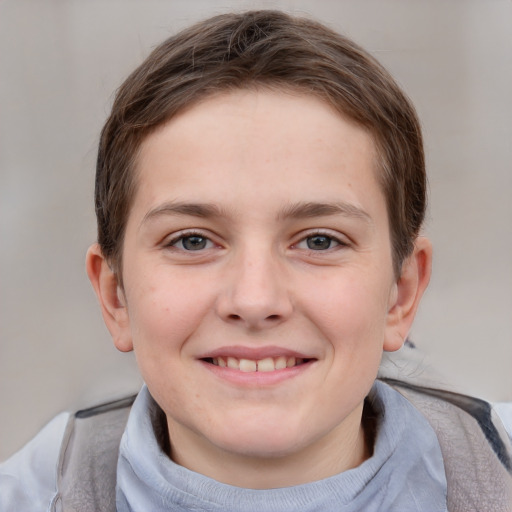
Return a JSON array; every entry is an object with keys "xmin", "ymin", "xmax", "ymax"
[
  {"xmin": 95, "ymin": 10, "xmax": 426, "ymax": 281},
  {"xmin": 87, "ymin": 10, "xmax": 431, "ymax": 487}
]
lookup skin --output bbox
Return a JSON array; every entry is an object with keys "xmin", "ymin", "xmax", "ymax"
[{"xmin": 87, "ymin": 89, "xmax": 431, "ymax": 489}]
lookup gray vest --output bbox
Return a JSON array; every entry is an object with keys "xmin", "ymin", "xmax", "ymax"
[{"xmin": 50, "ymin": 351, "xmax": 512, "ymax": 512}]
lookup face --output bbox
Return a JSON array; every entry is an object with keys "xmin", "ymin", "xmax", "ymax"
[{"xmin": 94, "ymin": 89, "xmax": 422, "ymax": 484}]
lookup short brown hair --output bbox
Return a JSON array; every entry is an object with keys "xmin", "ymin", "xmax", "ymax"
[{"xmin": 95, "ymin": 10, "xmax": 425, "ymax": 277}]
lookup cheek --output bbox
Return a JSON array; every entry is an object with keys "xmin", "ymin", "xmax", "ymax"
[
  {"xmin": 125, "ymin": 272, "xmax": 215, "ymax": 354},
  {"xmin": 301, "ymin": 270, "xmax": 391, "ymax": 345},
  {"xmin": 124, "ymin": 275, "xmax": 215, "ymax": 409}
]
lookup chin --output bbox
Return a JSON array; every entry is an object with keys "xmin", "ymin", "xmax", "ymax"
[
  {"xmin": 210, "ymin": 418, "xmax": 313, "ymax": 459},
  {"xmin": 220, "ymin": 436, "xmax": 305, "ymax": 459}
]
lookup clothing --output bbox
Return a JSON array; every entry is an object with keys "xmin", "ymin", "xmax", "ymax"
[
  {"xmin": 1, "ymin": 376, "xmax": 512, "ymax": 511},
  {"xmin": 116, "ymin": 381, "xmax": 448, "ymax": 512},
  {"xmin": 1, "ymin": 382, "xmax": 448, "ymax": 512},
  {"xmin": 0, "ymin": 412, "xmax": 69, "ymax": 512}
]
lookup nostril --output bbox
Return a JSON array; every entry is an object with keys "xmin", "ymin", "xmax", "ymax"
[{"xmin": 226, "ymin": 313, "xmax": 280, "ymax": 323}]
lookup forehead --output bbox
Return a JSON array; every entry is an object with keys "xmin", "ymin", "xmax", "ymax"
[{"xmin": 130, "ymin": 89, "xmax": 385, "ymax": 225}]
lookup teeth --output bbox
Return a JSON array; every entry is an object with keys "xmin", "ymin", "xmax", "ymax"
[
  {"xmin": 257, "ymin": 357, "xmax": 275, "ymax": 372},
  {"xmin": 275, "ymin": 356, "xmax": 287, "ymax": 370},
  {"xmin": 227, "ymin": 357, "xmax": 238, "ymax": 369},
  {"xmin": 239, "ymin": 358, "xmax": 257, "ymax": 372},
  {"xmin": 210, "ymin": 356, "xmax": 305, "ymax": 372}
]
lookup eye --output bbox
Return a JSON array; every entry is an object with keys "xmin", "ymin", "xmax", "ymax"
[
  {"xmin": 295, "ymin": 233, "xmax": 343, "ymax": 251},
  {"xmin": 170, "ymin": 234, "xmax": 214, "ymax": 251}
]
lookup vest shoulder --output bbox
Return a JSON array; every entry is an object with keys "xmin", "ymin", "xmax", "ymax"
[
  {"xmin": 74, "ymin": 393, "xmax": 137, "ymax": 419},
  {"xmin": 379, "ymin": 344, "xmax": 512, "ymax": 511},
  {"xmin": 50, "ymin": 393, "xmax": 137, "ymax": 512}
]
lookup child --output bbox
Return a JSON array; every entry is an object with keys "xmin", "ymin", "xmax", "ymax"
[{"xmin": 1, "ymin": 10, "xmax": 511, "ymax": 512}]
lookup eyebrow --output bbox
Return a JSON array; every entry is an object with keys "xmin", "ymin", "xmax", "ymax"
[
  {"xmin": 278, "ymin": 201, "xmax": 372, "ymax": 223},
  {"xmin": 141, "ymin": 201, "xmax": 227, "ymax": 227},
  {"xmin": 141, "ymin": 200, "xmax": 373, "ymax": 227}
]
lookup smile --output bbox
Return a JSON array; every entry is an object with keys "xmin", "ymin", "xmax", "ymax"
[{"xmin": 203, "ymin": 356, "xmax": 311, "ymax": 373}]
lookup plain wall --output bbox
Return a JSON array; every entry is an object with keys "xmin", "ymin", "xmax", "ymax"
[{"xmin": 1, "ymin": 0, "xmax": 511, "ymax": 461}]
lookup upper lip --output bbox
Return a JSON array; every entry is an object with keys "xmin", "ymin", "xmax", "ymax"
[{"xmin": 198, "ymin": 345, "xmax": 315, "ymax": 360}]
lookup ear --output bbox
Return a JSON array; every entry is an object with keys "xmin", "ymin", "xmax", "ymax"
[
  {"xmin": 384, "ymin": 236, "xmax": 432, "ymax": 352},
  {"xmin": 86, "ymin": 243, "xmax": 133, "ymax": 352}
]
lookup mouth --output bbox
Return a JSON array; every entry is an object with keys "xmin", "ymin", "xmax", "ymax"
[{"xmin": 200, "ymin": 356, "xmax": 315, "ymax": 373}]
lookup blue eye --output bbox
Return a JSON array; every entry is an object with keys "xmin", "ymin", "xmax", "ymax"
[
  {"xmin": 307, "ymin": 235, "xmax": 337, "ymax": 250},
  {"xmin": 172, "ymin": 235, "xmax": 213, "ymax": 251},
  {"xmin": 296, "ymin": 234, "xmax": 341, "ymax": 251}
]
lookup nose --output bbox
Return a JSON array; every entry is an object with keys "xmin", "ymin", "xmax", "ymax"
[{"xmin": 215, "ymin": 247, "xmax": 293, "ymax": 330}]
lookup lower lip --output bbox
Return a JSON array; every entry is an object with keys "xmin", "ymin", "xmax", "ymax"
[{"xmin": 199, "ymin": 360, "xmax": 315, "ymax": 386}]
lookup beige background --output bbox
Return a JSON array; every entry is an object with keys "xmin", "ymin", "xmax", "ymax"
[{"xmin": 1, "ymin": 0, "xmax": 511, "ymax": 461}]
